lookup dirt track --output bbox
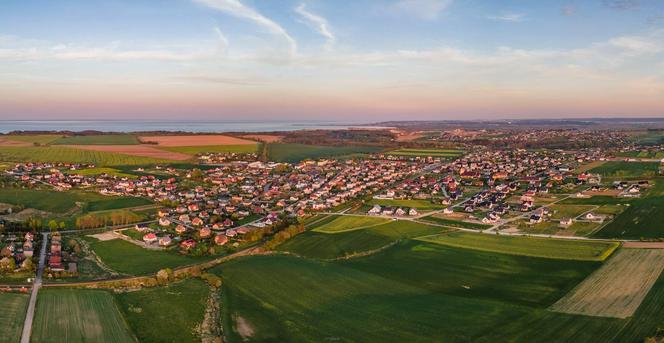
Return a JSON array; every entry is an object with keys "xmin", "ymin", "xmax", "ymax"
[{"xmin": 138, "ymin": 135, "xmax": 256, "ymax": 146}]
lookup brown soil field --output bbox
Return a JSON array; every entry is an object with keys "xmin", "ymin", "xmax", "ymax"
[
  {"xmin": 623, "ymin": 242, "xmax": 664, "ymax": 249},
  {"xmin": 583, "ymin": 189, "xmax": 621, "ymax": 196},
  {"xmin": 576, "ymin": 160, "xmax": 606, "ymax": 173},
  {"xmin": 0, "ymin": 138, "xmax": 30, "ymax": 147},
  {"xmin": 392, "ymin": 130, "xmax": 426, "ymax": 142},
  {"xmin": 240, "ymin": 134, "xmax": 283, "ymax": 143},
  {"xmin": 64, "ymin": 145, "xmax": 192, "ymax": 160},
  {"xmin": 138, "ymin": 135, "xmax": 255, "ymax": 146},
  {"xmin": 550, "ymin": 248, "xmax": 664, "ymax": 318}
]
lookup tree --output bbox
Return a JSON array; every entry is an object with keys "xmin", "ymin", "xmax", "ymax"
[
  {"xmin": 48, "ymin": 220, "xmax": 59, "ymax": 232},
  {"xmin": 59, "ymin": 222, "xmax": 66, "ymax": 230},
  {"xmin": 156, "ymin": 268, "xmax": 174, "ymax": 285}
]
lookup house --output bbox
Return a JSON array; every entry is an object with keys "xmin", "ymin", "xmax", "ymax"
[
  {"xmin": 191, "ymin": 217, "xmax": 204, "ymax": 227},
  {"xmin": 175, "ymin": 225, "xmax": 187, "ymax": 234},
  {"xmin": 368, "ymin": 204, "xmax": 382, "ymax": 215},
  {"xmin": 180, "ymin": 239, "xmax": 197, "ymax": 250},
  {"xmin": 443, "ymin": 207, "xmax": 454, "ymax": 215},
  {"xmin": 135, "ymin": 224, "xmax": 149, "ymax": 232},
  {"xmin": 560, "ymin": 217, "xmax": 573, "ymax": 227},
  {"xmin": 408, "ymin": 208, "xmax": 418, "ymax": 216},
  {"xmin": 143, "ymin": 233, "xmax": 158, "ymax": 244},
  {"xmin": 529, "ymin": 214, "xmax": 543, "ymax": 224},
  {"xmin": 214, "ymin": 234, "xmax": 229, "ymax": 246},
  {"xmin": 199, "ymin": 227, "xmax": 212, "ymax": 239},
  {"xmin": 159, "ymin": 218, "xmax": 171, "ymax": 226},
  {"xmin": 159, "ymin": 236, "xmax": 172, "ymax": 246}
]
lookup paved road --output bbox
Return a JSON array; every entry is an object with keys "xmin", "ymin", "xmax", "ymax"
[{"xmin": 20, "ymin": 232, "xmax": 48, "ymax": 343}]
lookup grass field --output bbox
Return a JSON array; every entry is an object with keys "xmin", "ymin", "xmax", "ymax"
[
  {"xmin": 277, "ymin": 220, "xmax": 444, "ymax": 259},
  {"xmin": 32, "ymin": 289, "xmax": 136, "ymax": 343},
  {"xmin": 213, "ymin": 240, "xmax": 601, "ymax": 342},
  {"xmin": 65, "ymin": 167, "xmax": 136, "ymax": 178},
  {"xmin": 551, "ymin": 249, "xmax": 664, "ymax": 319},
  {"xmin": 589, "ymin": 161, "xmax": 661, "ymax": 178},
  {"xmin": 549, "ymin": 204, "xmax": 596, "ymax": 219},
  {"xmin": 311, "ymin": 215, "xmax": 390, "ymax": 233},
  {"xmin": 0, "ymin": 188, "xmax": 106, "ymax": 213},
  {"xmin": 52, "ymin": 134, "xmax": 139, "ymax": 145},
  {"xmin": 84, "ymin": 237, "xmax": 198, "ymax": 275},
  {"xmin": 0, "ymin": 292, "xmax": 29, "ymax": 343},
  {"xmin": 633, "ymin": 130, "xmax": 664, "ymax": 145},
  {"xmin": 594, "ymin": 195, "xmax": 664, "ymax": 239},
  {"xmin": 160, "ymin": 144, "xmax": 259, "ymax": 155},
  {"xmin": 86, "ymin": 197, "xmax": 153, "ymax": 212},
  {"xmin": 416, "ymin": 231, "xmax": 618, "ymax": 261},
  {"xmin": 387, "ymin": 148, "xmax": 464, "ymax": 158},
  {"xmin": 267, "ymin": 143, "xmax": 383, "ymax": 163},
  {"xmin": 3, "ymin": 134, "xmax": 62, "ymax": 145},
  {"xmin": 370, "ymin": 198, "xmax": 443, "ymax": 210},
  {"xmin": 0, "ymin": 146, "xmax": 167, "ymax": 166},
  {"xmin": 559, "ymin": 196, "xmax": 628, "ymax": 205},
  {"xmin": 115, "ymin": 279, "xmax": 208, "ymax": 343},
  {"xmin": 419, "ymin": 215, "xmax": 492, "ymax": 230}
]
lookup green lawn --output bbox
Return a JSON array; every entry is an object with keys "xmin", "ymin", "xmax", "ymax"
[
  {"xmin": 86, "ymin": 197, "xmax": 153, "ymax": 212},
  {"xmin": 387, "ymin": 148, "xmax": 464, "ymax": 158},
  {"xmin": 0, "ymin": 188, "xmax": 106, "ymax": 213},
  {"xmin": 549, "ymin": 204, "xmax": 596, "ymax": 219},
  {"xmin": 3, "ymin": 134, "xmax": 62, "ymax": 145},
  {"xmin": 267, "ymin": 143, "xmax": 383, "ymax": 163},
  {"xmin": 419, "ymin": 216, "xmax": 492, "ymax": 230},
  {"xmin": 65, "ymin": 167, "xmax": 136, "ymax": 178},
  {"xmin": 0, "ymin": 146, "xmax": 166, "ymax": 166},
  {"xmin": 31, "ymin": 289, "xmax": 136, "ymax": 343},
  {"xmin": 52, "ymin": 134, "xmax": 139, "ymax": 145},
  {"xmin": 416, "ymin": 231, "xmax": 618, "ymax": 261},
  {"xmin": 160, "ymin": 144, "xmax": 259, "ymax": 155},
  {"xmin": 212, "ymin": 241, "xmax": 601, "ymax": 343},
  {"xmin": 311, "ymin": 215, "xmax": 390, "ymax": 233},
  {"xmin": 589, "ymin": 161, "xmax": 660, "ymax": 178},
  {"xmin": 115, "ymin": 279, "xmax": 208, "ymax": 343},
  {"xmin": 370, "ymin": 198, "xmax": 443, "ymax": 210},
  {"xmin": 0, "ymin": 292, "xmax": 29, "ymax": 343},
  {"xmin": 84, "ymin": 237, "xmax": 198, "ymax": 275},
  {"xmin": 277, "ymin": 220, "xmax": 444, "ymax": 259}
]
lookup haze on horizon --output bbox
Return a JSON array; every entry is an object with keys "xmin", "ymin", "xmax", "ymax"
[{"xmin": 1, "ymin": 0, "xmax": 664, "ymax": 121}]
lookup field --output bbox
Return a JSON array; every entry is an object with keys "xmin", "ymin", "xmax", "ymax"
[
  {"xmin": 84, "ymin": 237, "xmax": 198, "ymax": 275},
  {"xmin": 267, "ymin": 143, "xmax": 383, "ymax": 163},
  {"xmin": 633, "ymin": 130, "xmax": 664, "ymax": 145},
  {"xmin": 65, "ymin": 167, "xmax": 136, "ymax": 178},
  {"xmin": 551, "ymin": 249, "xmax": 664, "ymax": 319},
  {"xmin": 387, "ymin": 148, "xmax": 464, "ymax": 158},
  {"xmin": 53, "ymin": 134, "xmax": 139, "ymax": 145},
  {"xmin": 63, "ymin": 145, "xmax": 192, "ymax": 161},
  {"xmin": 0, "ymin": 146, "xmax": 167, "ymax": 166},
  {"xmin": 160, "ymin": 144, "xmax": 259, "ymax": 155},
  {"xmin": 0, "ymin": 188, "xmax": 106, "ymax": 213},
  {"xmin": 416, "ymin": 231, "xmax": 618, "ymax": 261},
  {"xmin": 213, "ymin": 240, "xmax": 600, "ymax": 342},
  {"xmin": 419, "ymin": 215, "xmax": 492, "ymax": 230},
  {"xmin": 589, "ymin": 161, "xmax": 660, "ymax": 178},
  {"xmin": 594, "ymin": 195, "xmax": 664, "ymax": 238},
  {"xmin": 0, "ymin": 292, "xmax": 29, "ymax": 343},
  {"xmin": 86, "ymin": 197, "xmax": 153, "ymax": 212},
  {"xmin": 31, "ymin": 289, "xmax": 136, "ymax": 343},
  {"xmin": 370, "ymin": 198, "xmax": 443, "ymax": 210},
  {"xmin": 311, "ymin": 215, "xmax": 390, "ymax": 233},
  {"xmin": 549, "ymin": 204, "xmax": 596, "ymax": 219},
  {"xmin": 559, "ymin": 196, "xmax": 628, "ymax": 205},
  {"xmin": 277, "ymin": 220, "xmax": 443, "ymax": 259},
  {"xmin": 138, "ymin": 135, "xmax": 255, "ymax": 146},
  {"xmin": 115, "ymin": 279, "xmax": 208, "ymax": 343},
  {"xmin": 2, "ymin": 134, "xmax": 62, "ymax": 145}
]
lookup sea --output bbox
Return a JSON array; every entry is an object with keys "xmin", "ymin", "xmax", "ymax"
[{"xmin": 0, "ymin": 120, "xmax": 388, "ymax": 133}]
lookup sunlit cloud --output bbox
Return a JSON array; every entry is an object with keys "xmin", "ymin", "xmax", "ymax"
[{"xmin": 295, "ymin": 3, "xmax": 335, "ymax": 51}]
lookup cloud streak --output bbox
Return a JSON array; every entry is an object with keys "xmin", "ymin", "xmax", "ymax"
[
  {"xmin": 391, "ymin": 0, "xmax": 453, "ymax": 20},
  {"xmin": 295, "ymin": 3, "xmax": 335, "ymax": 51},
  {"xmin": 487, "ymin": 12, "xmax": 526, "ymax": 22}
]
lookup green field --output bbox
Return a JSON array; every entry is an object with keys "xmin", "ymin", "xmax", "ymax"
[
  {"xmin": 32, "ymin": 289, "xmax": 136, "ymax": 343},
  {"xmin": 161, "ymin": 144, "xmax": 259, "ymax": 155},
  {"xmin": 416, "ymin": 231, "xmax": 618, "ymax": 261},
  {"xmin": 0, "ymin": 146, "xmax": 166, "ymax": 166},
  {"xmin": 387, "ymin": 148, "xmax": 464, "ymax": 158},
  {"xmin": 419, "ymin": 216, "xmax": 492, "ymax": 230},
  {"xmin": 559, "ymin": 196, "xmax": 628, "ymax": 205},
  {"xmin": 267, "ymin": 143, "xmax": 383, "ymax": 163},
  {"xmin": 370, "ymin": 198, "xmax": 443, "ymax": 210},
  {"xmin": 213, "ymin": 240, "xmax": 602, "ymax": 342},
  {"xmin": 65, "ymin": 167, "xmax": 136, "ymax": 178},
  {"xmin": 277, "ymin": 220, "xmax": 444, "ymax": 259},
  {"xmin": 52, "ymin": 134, "xmax": 139, "ymax": 145},
  {"xmin": 0, "ymin": 292, "xmax": 28, "ymax": 343},
  {"xmin": 3, "ymin": 134, "xmax": 62, "ymax": 145},
  {"xmin": 589, "ymin": 161, "xmax": 661, "ymax": 178},
  {"xmin": 86, "ymin": 197, "xmax": 153, "ymax": 212},
  {"xmin": 0, "ymin": 188, "xmax": 106, "ymax": 213},
  {"xmin": 311, "ymin": 215, "xmax": 390, "ymax": 233},
  {"xmin": 115, "ymin": 279, "xmax": 208, "ymax": 343},
  {"xmin": 549, "ymin": 204, "xmax": 596, "ymax": 219},
  {"xmin": 84, "ymin": 237, "xmax": 198, "ymax": 275},
  {"xmin": 633, "ymin": 130, "xmax": 664, "ymax": 145},
  {"xmin": 594, "ymin": 195, "xmax": 664, "ymax": 239}
]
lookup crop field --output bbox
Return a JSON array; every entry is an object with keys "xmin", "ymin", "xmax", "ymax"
[
  {"xmin": 65, "ymin": 167, "xmax": 136, "ymax": 178},
  {"xmin": 549, "ymin": 204, "xmax": 596, "ymax": 219},
  {"xmin": 115, "ymin": 279, "xmax": 208, "ymax": 343},
  {"xmin": 84, "ymin": 237, "xmax": 198, "ymax": 275},
  {"xmin": 213, "ymin": 240, "xmax": 600, "ymax": 342},
  {"xmin": 0, "ymin": 292, "xmax": 29, "ymax": 342},
  {"xmin": 594, "ymin": 195, "xmax": 664, "ymax": 238},
  {"xmin": 589, "ymin": 161, "xmax": 661, "ymax": 178},
  {"xmin": 267, "ymin": 143, "xmax": 383, "ymax": 163},
  {"xmin": 311, "ymin": 215, "xmax": 390, "ymax": 233},
  {"xmin": 419, "ymin": 215, "xmax": 492, "ymax": 230},
  {"xmin": 277, "ymin": 220, "xmax": 444, "ymax": 259},
  {"xmin": 551, "ymin": 249, "xmax": 664, "ymax": 319},
  {"xmin": 416, "ymin": 232, "xmax": 619, "ymax": 261},
  {"xmin": 633, "ymin": 130, "xmax": 664, "ymax": 145},
  {"xmin": 31, "ymin": 289, "xmax": 136, "ymax": 343},
  {"xmin": 0, "ymin": 146, "xmax": 167, "ymax": 166},
  {"xmin": 160, "ymin": 144, "xmax": 259, "ymax": 155},
  {"xmin": 138, "ymin": 135, "xmax": 255, "ymax": 146},
  {"xmin": 370, "ymin": 198, "xmax": 443, "ymax": 210},
  {"xmin": 386, "ymin": 148, "xmax": 464, "ymax": 158},
  {"xmin": 559, "ymin": 195, "xmax": 628, "ymax": 206},
  {"xmin": 0, "ymin": 188, "xmax": 105, "ymax": 213},
  {"xmin": 3, "ymin": 134, "xmax": 62, "ymax": 145},
  {"xmin": 63, "ymin": 145, "xmax": 192, "ymax": 161},
  {"xmin": 86, "ymin": 197, "xmax": 153, "ymax": 212},
  {"xmin": 52, "ymin": 134, "xmax": 139, "ymax": 145}
]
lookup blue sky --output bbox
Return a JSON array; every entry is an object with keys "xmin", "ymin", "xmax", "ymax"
[{"xmin": 1, "ymin": 0, "xmax": 663, "ymax": 120}]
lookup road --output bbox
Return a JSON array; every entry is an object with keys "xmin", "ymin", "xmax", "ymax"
[{"xmin": 20, "ymin": 232, "xmax": 48, "ymax": 343}]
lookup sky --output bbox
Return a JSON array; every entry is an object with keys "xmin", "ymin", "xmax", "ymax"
[{"xmin": 1, "ymin": 0, "xmax": 664, "ymax": 121}]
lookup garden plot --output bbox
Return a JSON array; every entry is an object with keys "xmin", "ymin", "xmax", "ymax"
[{"xmin": 550, "ymin": 248, "xmax": 664, "ymax": 318}]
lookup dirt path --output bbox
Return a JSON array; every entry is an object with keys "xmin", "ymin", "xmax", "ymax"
[{"xmin": 199, "ymin": 286, "xmax": 223, "ymax": 343}]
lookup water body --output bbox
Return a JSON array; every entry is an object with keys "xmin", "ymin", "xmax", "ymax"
[{"xmin": 0, "ymin": 120, "xmax": 386, "ymax": 133}]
